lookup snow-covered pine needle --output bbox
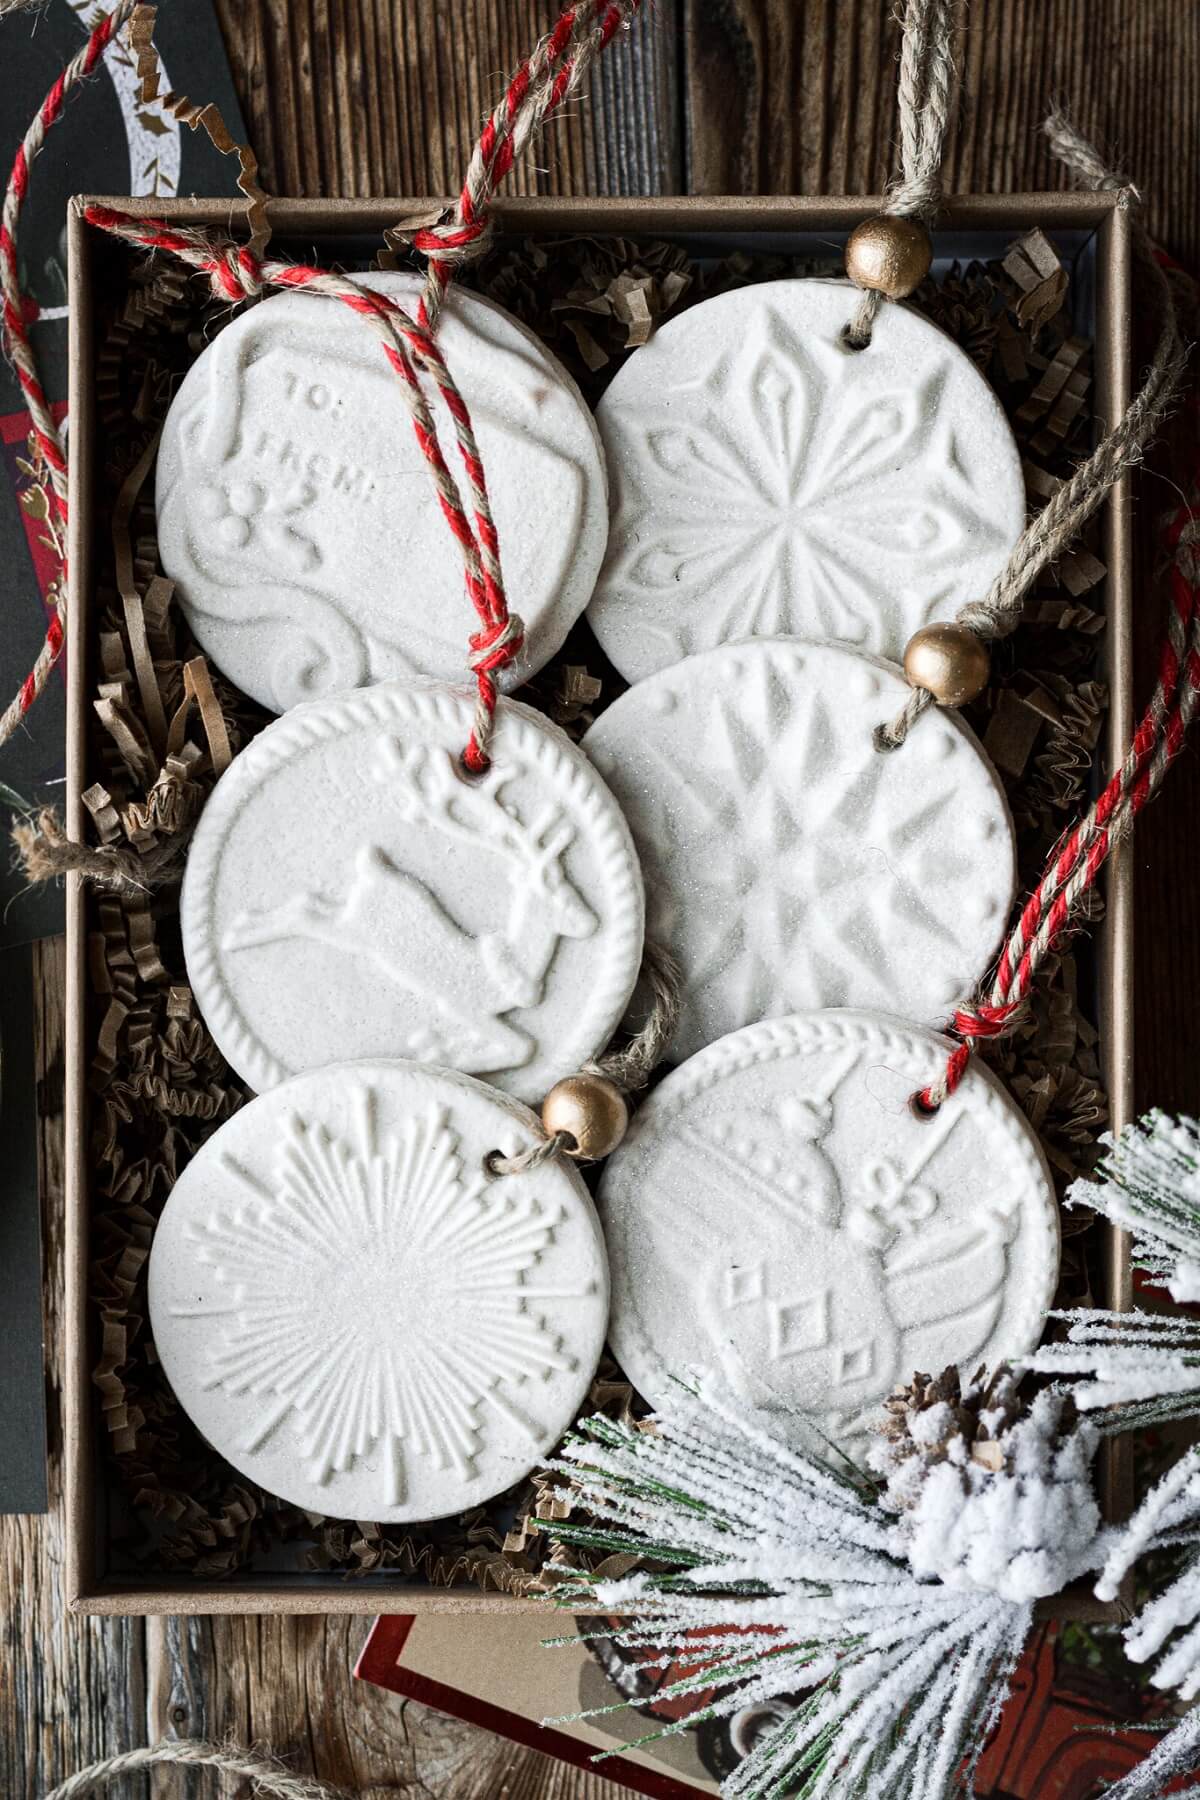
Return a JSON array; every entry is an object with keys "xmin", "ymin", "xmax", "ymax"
[
  {"xmin": 1093, "ymin": 1708, "xmax": 1200, "ymax": 1800},
  {"xmin": 538, "ymin": 1383, "xmax": 1038, "ymax": 1800},
  {"xmin": 1026, "ymin": 1112, "xmax": 1200, "ymax": 1426},
  {"xmin": 1079, "ymin": 1111, "xmax": 1200, "ymax": 1298},
  {"xmin": 1082, "ymin": 1446, "xmax": 1200, "ymax": 1797},
  {"xmin": 1097, "ymin": 1446, "xmax": 1200, "ymax": 1685}
]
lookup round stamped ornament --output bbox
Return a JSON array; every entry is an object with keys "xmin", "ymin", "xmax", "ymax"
[
  {"xmin": 157, "ymin": 273, "xmax": 607, "ymax": 711},
  {"xmin": 148, "ymin": 1061, "xmax": 610, "ymax": 1520},
  {"xmin": 588, "ymin": 278, "xmax": 1025, "ymax": 682},
  {"xmin": 600, "ymin": 1010, "xmax": 1060, "ymax": 1457},
  {"xmin": 181, "ymin": 683, "xmax": 645, "ymax": 1103},
  {"xmin": 583, "ymin": 638, "xmax": 1015, "ymax": 1061}
]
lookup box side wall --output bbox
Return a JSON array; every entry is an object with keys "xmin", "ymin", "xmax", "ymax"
[
  {"xmin": 1094, "ymin": 204, "xmax": 1135, "ymax": 1557},
  {"xmin": 65, "ymin": 200, "xmax": 98, "ymax": 1608}
]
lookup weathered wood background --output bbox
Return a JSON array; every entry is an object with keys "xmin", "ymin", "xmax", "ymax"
[{"xmin": 5, "ymin": 0, "xmax": 1200, "ymax": 1794}]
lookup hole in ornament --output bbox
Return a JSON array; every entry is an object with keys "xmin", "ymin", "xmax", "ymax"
[
  {"xmin": 838, "ymin": 322, "xmax": 872, "ymax": 353},
  {"xmin": 458, "ymin": 751, "xmax": 491, "ymax": 782},
  {"xmin": 483, "ymin": 1148, "xmax": 505, "ymax": 1177},
  {"xmin": 909, "ymin": 1090, "xmax": 941, "ymax": 1120}
]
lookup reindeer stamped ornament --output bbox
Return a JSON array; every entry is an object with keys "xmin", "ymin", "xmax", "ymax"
[
  {"xmin": 600, "ymin": 1009, "xmax": 1060, "ymax": 1458},
  {"xmin": 583, "ymin": 637, "xmax": 1016, "ymax": 1060},
  {"xmin": 157, "ymin": 273, "xmax": 608, "ymax": 712},
  {"xmin": 180, "ymin": 682, "xmax": 645, "ymax": 1103},
  {"xmin": 586, "ymin": 278, "xmax": 1025, "ymax": 682},
  {"xmin": 148, "ymin": 1060, "xmax": 610, "ymax": 1519}
]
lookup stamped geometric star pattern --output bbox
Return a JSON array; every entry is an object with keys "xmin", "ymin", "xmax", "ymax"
[{"xmin": 585, "ymin": 640, "xmax": 1014, "ymax": 1055}]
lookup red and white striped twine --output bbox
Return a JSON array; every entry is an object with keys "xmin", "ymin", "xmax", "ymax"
[
  {"xmin": 1, "ymin": 0, "xmax": 641, "ymax": 769},
  {"xmin": 412, "ymin": 0, "xmax": 639, "ymax": 329},
  {"xmin": 919, "ymin": 374, "xmax": 1200, "ymax": 1111},
  {"xmin": 82, "ymin": 205, "xmax": 518, "ymax": 770},
  {"xmin": 0, "ymin": 0, "xmax": 139, "ymax": 747}
]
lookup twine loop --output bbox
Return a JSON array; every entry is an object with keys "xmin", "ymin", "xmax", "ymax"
[
  {"xmin": 410, "ymin": 212, "xmax": 495, "ymax": 271},
  {"xmin": 487, "ymin": 941, "xmax": 683, "ymax": 1177},
  {"xmin": 206, "ymin": 241, "xmax": 265, "ymax": 303},
  {"xmin": 1043, "ymin": 106, "xmax": 1139, "ymax": 211},
  {"xmin": 468, "ymin": 612, "xmax": 525, "ymax": 674},
  {"xmin": 487, "ymin": 1131, "xmax": 574, "ymax": 1177}
]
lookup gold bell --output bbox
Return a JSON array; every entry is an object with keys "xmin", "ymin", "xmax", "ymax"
[
  {"xmin": 844, "ymin": 215, "xmax": 933, "ymax": 301},
  {"xmin": 542, "ymin": 1072, "xmax": 629, "ymax": 1161},
  {"xmin": 903, "ymin": 622, "xmax": 990, "ymax": 708}
]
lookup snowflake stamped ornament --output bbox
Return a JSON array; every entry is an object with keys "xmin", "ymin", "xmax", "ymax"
[
  {"xmin": 148, "ymin": 1060, "xmax": 610, "ymax": 1519},
  {"xmin": 600, "ymin": 1010, "xmax": 1060, "ymax": 1458},
  {"xmin": 181, "ymin": 682, "xmax": 645, "ymax": 1103},
  {"xmin": 583, "ymin": 637, "xmax": 1016, "ymax": 1060},
  {"xmin": 587, "ymin": 278, "xmax": 1025, "ymax": 681},
  {"xmin": 157, "ymin": 273, "xmax": 608, "ymax": 712}
]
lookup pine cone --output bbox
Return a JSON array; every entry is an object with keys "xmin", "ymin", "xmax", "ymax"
[
  {"xmin": 872, "ymin": 1367, "xmax": 1099, "ymax": 1603},
  {"xmin": 874, "ymin": 1364, "xmax": 1050, "ymax": 1496}
]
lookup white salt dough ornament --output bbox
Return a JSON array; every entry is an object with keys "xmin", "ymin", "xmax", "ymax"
[
  {"xmin": 600, "ymin": 1010, "xmax": 1059, "ymax": 1457},
  {"xmin": 148, "ymin": 1060, "xmax": 610, "ymax": 1520},
  {"xmin": 588, "ymin": 278, "xmax": 1025, "ymax": 682},
  {"xmin": 181, "ymin": 682, "xmax": 645, "ymax": 1103},
  {"xmin": 583, "ymin": 637, "xmax": 1015, "ymax": 1061},
  {"xmin": 157, "ymin": 273, "xmax": 607, "ymax": 712}
]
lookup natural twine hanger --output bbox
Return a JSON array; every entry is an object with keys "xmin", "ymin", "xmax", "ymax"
[
  {"xmin": 843, "ymin": 0, "xmax": 956, "ymax": 348},
  {"xmin": 840, "ymin": 1, "xmax": 1189, "ymax": 754}
]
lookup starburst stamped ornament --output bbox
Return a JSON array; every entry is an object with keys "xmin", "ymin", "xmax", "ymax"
[
  {"xmin": 181, "ymin": 683, "xmax": 645, "ymax": 1103},
  {"xmin": 599, "ymin": 1010, "xmax": 1059, "ymax": 1459},
  {"xmin": 583, "ymin": 637, "xmax": 1015, "ymax": 1060},
  {"xmin": 587, "ymin": 278, "xmax": 1025, "ymax": 682},
  {"xmin": 157, "ymin": 274, "xmax": 608, "ymax": 712},
  {"xmin": 148, "ymin": 1061, "xmax": 610, "ymax": 1519}
]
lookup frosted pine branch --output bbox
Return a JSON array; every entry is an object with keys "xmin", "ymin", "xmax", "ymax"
[
  {"xmin": 1081, "ymin": 1447, "xmax": 1200, "ymax": 1796},
  {"xmin": 539, "ymin": 1383, "xmax": 1052, "ymax": 1800},
  {"xmin": 1095, "ymin": 1711, "xmax": 1200, "ymax": 1800},
  {"xmin": 1073, "ymin": 1110, "xmax": 1200, "ymax": 1297},
  {"xmin": 1025, "ymin": 1113, "xmax": 1200, "ymax": 1426}
]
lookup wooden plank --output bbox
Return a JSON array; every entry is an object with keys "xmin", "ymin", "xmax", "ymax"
[
  {"xmin": 142, "ymin": 1612, "xmax": 633, "ymax": 1796},
  {"xmin": 681, "ymin": 0, "xmax": 1200, "ymax": 269},
  {"xmin": 212, "ymin": 0, "xmax": 683, "ymax": 197},
  {"xmin": 0, "ymin": 939, "xmax": 148, "ymax": 1800}
]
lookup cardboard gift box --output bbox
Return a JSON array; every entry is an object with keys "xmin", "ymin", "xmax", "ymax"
[{"xmin": 64, "ymin": 191, "xmax": 1134, "ymax": 1615}]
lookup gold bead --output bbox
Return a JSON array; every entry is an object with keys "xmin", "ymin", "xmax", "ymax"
[
  {"xmin": 844, "ymin": 215, "xmax": 933, "ymax": 301},
  {"xmin": 541, "ymin": 1073, "xmax": 629, "ymax": 1161},
  {"xmin": 903, "ymin": 623, "xmax": 990, "ymax": 708}
]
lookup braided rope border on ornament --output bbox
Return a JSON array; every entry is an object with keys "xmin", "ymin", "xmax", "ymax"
[
  {"xmin": 603, "ymin": 1009, "xmax": 1061, "ymax": 1401},
  {"xmin": 181, "ymin": 685, "xmax": 646, "ymax": 1102}
]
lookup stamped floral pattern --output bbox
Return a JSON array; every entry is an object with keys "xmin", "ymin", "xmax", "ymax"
[{"xmin": 589, "ymin": 282, "xmax": 1025, "ymax": 680}]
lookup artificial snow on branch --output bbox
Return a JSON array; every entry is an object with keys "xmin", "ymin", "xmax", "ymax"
[
  {"xmin": 1079, "ymin": 1444, "xmax": 1200, "ymax": 1799},
  {"xmin": 1028, "ymin": 1112, "xmax": 1200, "ymax": 1427},
  {"xmin": 538, "ymin": 1378, "xmax": 1104, "ymax": 1800}
]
